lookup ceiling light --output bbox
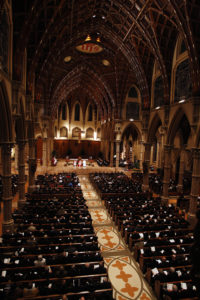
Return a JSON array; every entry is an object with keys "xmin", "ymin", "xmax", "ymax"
[
  {"xmin": 179, "ymin": 99, "xmax": 185, "ymax": 103},
  {"xmin": 155, "ymin": 106, "xmax": 160, "ymax": 110},
  {"xmin": 102, "ymin": 16, "xmax": 105, "ymax": 19},
  {"xmin": 64, "ymin": 56, "xmax": 72, "ymax": 63},
  {"xmin": 129, "ymin": 119, "xmax": 134, "ymax": 122},
  {"xmin": 102, "ymin": 59, "xmax": 110, "ymax": 66},
  {"xmin": 93, "ymin": 14, "xmax": 96, "ymax": 18}
]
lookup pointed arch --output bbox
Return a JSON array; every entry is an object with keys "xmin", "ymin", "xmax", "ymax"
[
  {"xmin": 167, "ymin": 108, "xmax": 191, "ymax": 146},
  {"xmin": 86, "ymin": 102, "xmax": 94, "ymax": 122},
  {"xmin": 121, "ymin": 122, "xmax": 142, "ymax": 142},
  {"xmin": 147, "ymin": 113, "xmax": 162, "ymax": 143},
  {"xmin": 72, "ymin": 101, "xmax": 83, "ymax": 122}
]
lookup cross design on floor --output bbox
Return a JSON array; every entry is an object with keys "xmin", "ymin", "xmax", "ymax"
[
  {"xmin": 93, "ymin": 210, "xmax": 105, "ymax": 222},
  {"xmin": 116, "ymin": 270, "xmax": 132, "ymax": 282},
  {"xmin": 121, "ymin": 283, "xmax": 138, "ymax": 298},
  {"xmin": 101, "ymin": 229, "xmax": 117, "ymax": 248}
]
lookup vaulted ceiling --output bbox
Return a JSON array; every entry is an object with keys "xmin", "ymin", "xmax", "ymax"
[{"xmin": 2, "ymin": 0, "xmax": 200, "ymax": 119}]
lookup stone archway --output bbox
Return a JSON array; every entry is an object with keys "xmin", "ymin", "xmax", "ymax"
[
  {"xmin": 147, "ymin": 113, "xmax": 162, "ymax": 168},
  {"xmin": 121, "ymin": 123, "xmax": 142, "ymax": 167}
]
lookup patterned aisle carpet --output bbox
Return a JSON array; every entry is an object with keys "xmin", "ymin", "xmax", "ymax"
[{"xmin": 78, "ymin": 175, "xmax": 157, "ymax": 300}]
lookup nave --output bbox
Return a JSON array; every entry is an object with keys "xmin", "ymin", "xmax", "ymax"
[
  {"xmin": 79, "ymin": 174, "xmax": 156, "ymax": 300},
  {"xmin": 0, "ymin": 166, "xmax": 199, "ymax": 300}
]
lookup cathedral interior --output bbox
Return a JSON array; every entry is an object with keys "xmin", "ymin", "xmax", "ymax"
[{"xmin": 0, "ymin": 1, "xmax": 200, "ymax": 299}]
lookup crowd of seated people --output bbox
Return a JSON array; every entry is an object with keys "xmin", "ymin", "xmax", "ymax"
[
  {"xmin": 0, "ymin": 175, "xmax": 19, "ymax": 203},
  {"xmin": 0, "ymin": 173, "xmax": 113, "ymax": 300},
  {"xmin": 149, "ymin": 173, "xmax": 191, "ymax": 196},
  {"xmin": 33, "ymin": 173, "xmax": 82, "ymax": 195},
  {"xmin": 90, "ymin": 172, "xmax": 142, "ymax": 197},
  {"xmin": 91, "ymin": 172, "xmax": 199, "ymax": 299}
]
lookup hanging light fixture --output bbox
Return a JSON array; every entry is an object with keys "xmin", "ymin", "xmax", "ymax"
[
  {"xmin": 85, "ymin": 34, "xmax": 92, "ymax": 42},
  {"xmin": 96, "ymin": 37, "xmax": 101, "ymax": 43},
  {"xmin": 76, "ymin": 34, "xmax": 103, "ymax": 54}
]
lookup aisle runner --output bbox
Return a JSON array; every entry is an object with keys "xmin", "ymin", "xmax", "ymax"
[{"xmin": 78, "ymin": 175, "xmax": 156, "ymax": 300}]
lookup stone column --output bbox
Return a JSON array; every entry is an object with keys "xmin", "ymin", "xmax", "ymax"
[
  {"xmin": 15, "ymin": 144, "xmax": 18, "ymax": 171},
  {"xmin": 28, "ymin": 138, "xmax": 37, "ymax": 192},
  {"xmin": 150, "ymin": 144, "xmax": 154, "ymax": 165},
  {"xmin": 188, "ymin": 148, "xmax": 200, "ymax": 220},
  {"xmin": 18, "ymin": 140, "xmax": 27, "ymax": 207},
  {"xmin": 110, "ymin": 141, "xmax": 114, "ymax": 167},
  {"xmin": 177, "ymin": 147, "xmax": 186, "ymax": 194},
  {"xmin": 42, "ymin": 138, "xmax": 48, "ymax": 166},
  {"xmin": 0, "ymin": 146, "xmax": 2, "ymax": 173},
  {"xmin": 162, "ymin": 145, "xmax": 172, "ymax": 204},
  {"xmin": 142, "ymin": 143, "xmax": 151, "ymax": 191},
  {"xmin": 115, "ymin": 141, "xmax": 120, "ymax": 169},
  {"xmin": 139, "ymin": 141, "xmax": 144, "ymax": 170},
  {"xmin": 1, "ymin": 143, "xmax": 14, "ymax": 233},
  {"xmin": 48, "ymin": 137, "xmax": 54, "ymax": 164},
  {"xmin": 105, "ymin": 140, "xmax": 109, "ymax": 161},
  {"xmin": 157, "ymin": 140, "xmax": 162, "ymax": 168}
]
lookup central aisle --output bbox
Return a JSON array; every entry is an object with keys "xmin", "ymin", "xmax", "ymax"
[{"xmin": 78, "ymin": 175, "xmax": 157, "ymax": 300}]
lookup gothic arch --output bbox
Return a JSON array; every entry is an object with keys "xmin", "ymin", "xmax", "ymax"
[
  {"xmin": 167, "ymin": 108, "xmax": 191, "ymax": 146},
  {"xmin": 170, "ymin": 35, "xmax": 192, "ymax": 104},
  {"xmin": 72, "ymin": 101, "xmax": 83, "ymax": 122},
  {"xmin": 147, "ymin": 114, "xmax": 162, "ymax": 143},
  {"xmin": 121, "ymin": 122, "xmax": 142, "ymax": 142}
]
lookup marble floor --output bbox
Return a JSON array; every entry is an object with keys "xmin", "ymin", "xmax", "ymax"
[{"xmin": 79, "ymin": 174, "xmax": 157, "ymax": 300}]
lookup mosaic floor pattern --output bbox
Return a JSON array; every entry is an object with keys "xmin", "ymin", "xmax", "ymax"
[
  {"xmin": 94, "ymin": 226, "xmax": 126, "ymax": 252},
  {"xmin": 78, "ymin": 175, "xmax": 157, "ymax": 300}
]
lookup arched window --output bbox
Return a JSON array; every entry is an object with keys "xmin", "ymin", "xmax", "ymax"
[
  {"xmin": 97, "ymin": 128, "xmax": 101, "ymax": 139},
  {"xmin": 88, "ymin": 104, "xmax": 93, "ymax": 121},
  {"xmin": 126, "ymin": 102, "xmax": 139, "ymax": 120},
  {"xmin": 174, "ymin": 59, "xmax": 192, "ymax": 102},
  {"xmin": 154, "ymin": 76, "xmax": 164, "ymax": 108},
  {"xmin": 58, "ymin": 104, "xmax": 62, "ymax": 119},
  {"xmin": 75, "ymin": 103, "xmax": 80, "ymax": 121},
  {"xmin": 128, "ymin": 87, "xmax": 138, "ymax": 98},
  {"xmin": 62, "ymin": 104, "xmax": 66, "ymax": 120},
  {"xmin": 86, "ymin": 128, "xmax": 94, "ymax": 138},
  {"xmin": 60, "ymin": 127, "xmax": 68, "ymax": 137}
]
